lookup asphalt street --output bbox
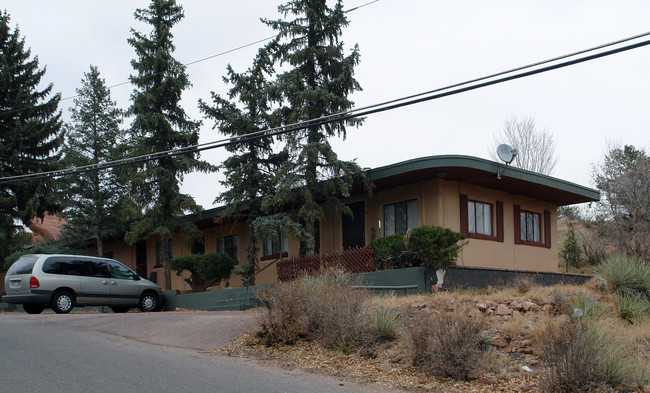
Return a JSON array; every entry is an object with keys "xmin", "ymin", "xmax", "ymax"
[{"xmin": 0, "ymin": 312, "xmax": 401, "ymax": 393}]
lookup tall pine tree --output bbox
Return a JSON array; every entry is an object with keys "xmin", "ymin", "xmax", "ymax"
[
  {"xmin": 62, "ymin": 65, "xmax": 132, "ymax": 256},
  {"xmin": 261, "ymin": 0, "xmax": 370, "ymax": 255},
  {"xmin": 200, "ymin": 46, "xmax": 288, "ymax": 285},
  {"xmin": 125, "ymin": 0, "xmax": 214, "ymax": 289},
  {"xmin": 0, "ymin": 11, "xmax": 63, "ymax": 263}
]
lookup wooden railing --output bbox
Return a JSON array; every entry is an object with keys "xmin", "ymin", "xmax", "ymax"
[{"xmin": 276, "ymin": 248, "xmax": 375, "ymax": 282}]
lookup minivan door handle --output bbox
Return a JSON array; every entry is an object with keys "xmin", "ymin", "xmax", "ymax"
[
  {"xmin": 111, "ymin": 281, "xmax": 118, "ymax": 286},
  {"xmin": 102, "ymin": 280, "xmax": 110, "ymax": 285}
]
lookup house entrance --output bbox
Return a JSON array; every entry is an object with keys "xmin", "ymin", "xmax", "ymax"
[
  {"xmin": 342, "ymin": 202, "xmax": 365, "ymax": 249},
  {"xmin": 135, "ymin": 241, "xmax": 147, "ymax": 278}
]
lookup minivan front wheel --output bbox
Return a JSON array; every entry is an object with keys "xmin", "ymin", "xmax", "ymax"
[
  {"xmin": 138, "ymin": 292, "xmax": 159, "ymax": 312},
  {"xmin": 51, "ymin": 291, "xmax": 75, "ymax": 314}
]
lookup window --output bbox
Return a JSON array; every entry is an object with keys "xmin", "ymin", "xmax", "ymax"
[
  {"xmin": 384, "ymin": 199, "xmax": 418, "ymax": 236},
  {"xmin": 155, "ymin": 239, "xmax": 173, "ymax": 267},
  {"xmin": 514, "ymin": 205, "xmax": 551, "ymax": 248},
  {"xmin": 192, "ymin": 237, "xmax": 205, "ymax": 255},
  {"xmin": 468, "ymin": 201, "xmax": 492, "ymax": 236},
  {"xmin": 42, "ymin": 257, "xmax": 78, "ymax": 276},
  {"xmin": 217, "ymin": 235, "xmax": 238, "ymax": 261},
  {"xmin": 77, "ymin": 258, "xmax": 110, "ymax": 278},
  {"xmin": 460, "ymin": 195, "xmax": 503, "ymax": 242},
  {"xmin": 520, "ymin": 211, "xmax": 540, "ymax": 243},
  {"xmin": 263, "ymin": 232, "xmax": 288, "ymax": 257},
  {"xmin": 108, "ymin": 261, "xmax": 137, "ymax": 280}
]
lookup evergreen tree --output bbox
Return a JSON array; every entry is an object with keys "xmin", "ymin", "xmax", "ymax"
[
  {"xmin": 0, "ymin": 11, "xmax": 64, "ymax": 264},
  {"xmin": 61, "ymin": 65, "xmax": 132, "ymax": 256},
  {"xmin": 261, "ymin": 0, "xmax": 371, "ymax": 256},
  {"xmin": 200, "ymin": 46, "xmax": 287, "ymax": 285},
  {"xmin": 125, "ymin": 0, "xmax": 214, "ymax": 289},
  {"xmin": 561, "ymin": 226, "xmax": 582, "ymax": 270}
]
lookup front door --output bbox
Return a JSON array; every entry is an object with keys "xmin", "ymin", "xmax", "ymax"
[{"xmin": 342, "ymin": 202, "xmax": 365, "ymax": 249}]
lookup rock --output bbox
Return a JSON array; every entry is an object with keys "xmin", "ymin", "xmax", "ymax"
[
  {"xmin": 508, "ymin": 340, "xmax": 532, "ymax": 353},
  {"xmin": 411, "ymin": 303, "xmax": 427, "ymax": 309},
  {"xmin": 379, "ymin": 363, "xmax": 392, "ymax": 372},
  {"xmin": 510, "ymin": 301, "xmax": 524, "ymax": 311},
  {"xmin": 522, "ymin": 301, "xmax": 539, "ymax": 312},
  {"xmin": 512, "ymin": 310, "xmax": 522, "ymax": 318},
  {"xmin": 390, "ymin": 356, "xmax": 402, "ymax": 364},
  {"xmin": 490, "ymin": 335, "xmax": 508, "ymax": 347},
  {"xmin": 476, "ymin": 302, "xmax": 488, "ymax": 311},
  {"xmin": 496, "ymin": 304, "xmax": 513, "ymax": 316},
  {"xmin": 467, "ymin": 369, "xmax": 483, "ymax": 379},
  {"xmin": 542, "ymin": 304, "xmax": 554, "ymax": 313},
  {"xmin": 480, "ymin": 377, "xmax": 495, "ymax": 385},
  {"xmin": 524, "ymin": 354, "xmax": 539, "ymax": 365},
  {"xmin": 468, "ymin": 308, "xmax": 482, "ymax": 318}
]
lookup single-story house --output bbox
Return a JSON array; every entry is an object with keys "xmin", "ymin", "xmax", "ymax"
[{"xmin": 101, "ymin": 155, "xmax": 599, "ymax": 291}]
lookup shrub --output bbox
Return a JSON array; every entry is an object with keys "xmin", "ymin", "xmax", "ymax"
[
  {"xmin": 371, "ymin": 234, "xmax": 407, "ymax": 270},
  {"xmin": 616, "ymin": 291, "xmax": 650, "ymax": 324},
  {"xmin": 538, "ymin": 319, "xmax": 643, "ymax": 392},
  {"xmin": 405, "ymin": 310, "xmax": 487, "ymax": 380},
  {"xmin": 169, "ymin": 253, "xmax": 235, "ymax": 291},
  {"xmin": 595, "ymin": 254, "xmax": 650, "ymax": 299},
  {"xmin": 571, "ymin": 292, "xmax": 607, "ymax": 322},
  {"xmin": 257, "ymin": 269, "xmax": 382, "ymax": 353},
  {"xmin": 407, "ymin": 226, "xmax": 466, "ymax": 270},
  {"xmin": 372, "ymin": 225, "xmax": 466, "ymax": 270},
  {"xmin": 538, "ymin": 320, "xmax": 605, "ymax": 392},
  {"xmin": 374, "ymin": 307, "xmax": 400, "ymax": 341}
]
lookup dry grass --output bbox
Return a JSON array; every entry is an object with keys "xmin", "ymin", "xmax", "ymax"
[{"xmin": 240, "ymin": 276, "xmax": 650, "ymax": 392}]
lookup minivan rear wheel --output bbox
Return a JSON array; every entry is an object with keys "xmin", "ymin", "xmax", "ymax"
[
  {"xmin": 51, "ymin": 290, "xmax": 75, "ymax": 314},
  {"xmin": 138, "ymin": 292, "xmax": 159, "ymax": 312},
  {"xmin": 23, "ymin": 304, "xmax": 45, "ymax": 314}
]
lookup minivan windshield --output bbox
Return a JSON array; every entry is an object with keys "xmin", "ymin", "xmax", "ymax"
[{"xmin": 6, "ymin": 255, "xmax": 39, "ymax": 275}]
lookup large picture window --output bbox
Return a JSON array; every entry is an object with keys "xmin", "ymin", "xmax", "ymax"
[
  {"xmin": 384, "ymin": 199, "xmax": 418, "ymax": 236},
  {"xmin": 468, "ymin": 201, "xmax": 492, "ymax": 236},
  {"xmin": 217, "ymin": 235, "xmax": 238, "ymax": 262}
]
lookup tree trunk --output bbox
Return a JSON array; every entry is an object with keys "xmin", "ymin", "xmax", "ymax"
[{"xmin": 161, "ymin": 236, "xmax": 172, "ymax": 290}]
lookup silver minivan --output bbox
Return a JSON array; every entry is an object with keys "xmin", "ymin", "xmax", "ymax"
[{"xmin": 2, "ymin": 254, "xmax": 163, "ymax": 314}]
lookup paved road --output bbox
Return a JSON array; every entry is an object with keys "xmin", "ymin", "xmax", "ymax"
[{"xmin": 0, "ymin": 312, "xmax": 400, "ymax": 393}]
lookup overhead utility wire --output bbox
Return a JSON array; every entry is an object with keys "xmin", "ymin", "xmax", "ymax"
[{"xmin": 2, "ymin": 32, "xmax": 650, "ymax": 185}]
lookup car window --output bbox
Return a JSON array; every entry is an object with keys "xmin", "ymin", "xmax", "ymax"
[
  {"xmin": 6, "ymin": 255, "xmax": 39, "ymax": 275},
  {"xmin": 108, "ymin": 261, "xmax": 136, "ymax": 280},
  {"xmin": 42, "ymin": 257, "xmax": 79, "ymax": 275},
  {"xmin": 77, "ymin": 258, "xmax": 110, "ymax": 278}
]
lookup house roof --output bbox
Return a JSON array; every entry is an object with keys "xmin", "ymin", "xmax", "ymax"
[{"xmin": 368, "ymin": 155, "xmax": 599, "ymax": 206}]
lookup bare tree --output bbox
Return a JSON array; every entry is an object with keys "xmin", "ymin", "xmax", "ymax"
[{"xmin": 490, "ymin": 115, "xmax": 558, "ymax": 175}]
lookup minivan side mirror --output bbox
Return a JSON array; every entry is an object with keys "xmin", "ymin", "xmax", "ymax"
[{"xmin": 134, "ymin": 274, "xmax": 141, "ymax": 281}]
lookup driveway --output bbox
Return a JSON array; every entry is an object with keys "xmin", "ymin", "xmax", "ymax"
[{"xmin": 7, "ymin": 310, "xmax": 263, "ymax": 350}]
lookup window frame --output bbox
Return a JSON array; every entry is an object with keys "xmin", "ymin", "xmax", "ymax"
[
  {"xmin": 514, "ymin": 205, "xmax": 551, "ymax": 248},
  {"xmin": 460, "ymin": 195, "xmax": 503, "ymax": 242},
  {"xmin": 383, "ymin": 199, "xmax": 419, "ymax": 236},
  {"xmin": 261, "ymin": 232, "xmax": 288, "ymax": 261},
  {"xmin": 217, "ymin": 235, "xmax": 239, "ymax": 263}
]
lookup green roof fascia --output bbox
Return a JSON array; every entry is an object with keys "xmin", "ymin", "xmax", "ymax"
[{"xmin": 368, "ymin": 155, "xmax": 600, "ymax": 202}]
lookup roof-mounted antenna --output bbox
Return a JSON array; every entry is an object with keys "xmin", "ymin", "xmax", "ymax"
[{"xmin": 496, "ymin": 144, "xmax": 517, "ymax": 179}]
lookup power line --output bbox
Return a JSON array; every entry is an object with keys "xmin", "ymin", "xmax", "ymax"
[{"xmin": 2, "ymin": 31, "xmax": 650, "ymax": 185}]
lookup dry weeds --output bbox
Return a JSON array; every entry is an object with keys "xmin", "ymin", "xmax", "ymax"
[{"xmin": 217, "ymin": 282, "xmax": 650, "ymax": 392}]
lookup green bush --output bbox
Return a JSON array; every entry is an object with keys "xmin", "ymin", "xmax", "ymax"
[
  {"xmin": 371, "ymin": 226, "xmax": 466, "ymax": 270},
  {"xmin": 169, "ymin": 253, "xmax": 235, "ymax": 291},
  {"xmin": 595, "ymin": 254, "xmax": 650, "ymax": 298},
  {"xmin": 616, "ymin": 291, "xmax": 650, "ymax": 323},
  {"xmin": 371, "ymin": 234, "xmax": 407, "ymax": 270}
]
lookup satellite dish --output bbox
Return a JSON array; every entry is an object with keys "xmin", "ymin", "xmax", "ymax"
[{"xmin": 497, "ymin": 144, "xmax": 517, "ymax": 164}]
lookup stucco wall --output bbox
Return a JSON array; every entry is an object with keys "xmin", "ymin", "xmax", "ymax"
[{"xmin": 101, "ymin": 176, "xmax": 561, "ymax": 291}]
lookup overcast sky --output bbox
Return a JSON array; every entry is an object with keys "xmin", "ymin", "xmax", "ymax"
[{"xmin": 4, "ymin": 1, "xmax": 650, "ymax": 208}]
